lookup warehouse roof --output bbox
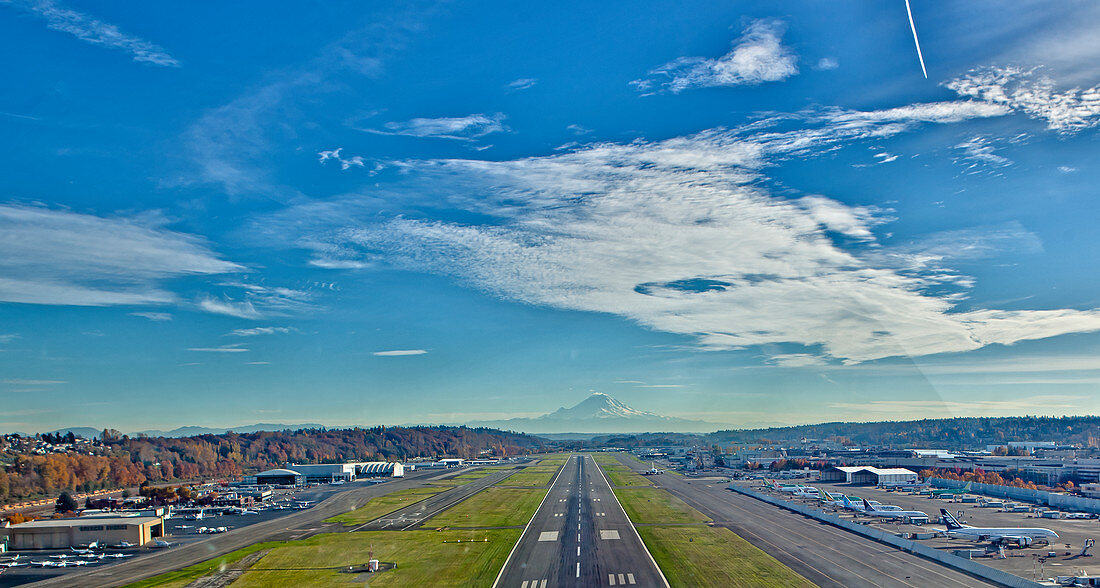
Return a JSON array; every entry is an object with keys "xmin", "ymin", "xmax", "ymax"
[
  {"xmin": 255, "ymin": 468, "xmax": 302, "ymax": 476},
  {"xmin": 9, "ymin": 516, "xmax": 161, "ymax": 528}
]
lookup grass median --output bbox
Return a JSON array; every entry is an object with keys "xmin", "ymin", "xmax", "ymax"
[
  {"xmin": 495, "ymin": 466, "xmax": 559, "ymax": 487},
  {"xmin": 324, "ymin": 487, "xmax": 445, "ymax": 526},
  {"xmin": 428, "ymin": 487, "xmax": 547, "ymax": 528},
  {"xmin": 638, "ymin": 526, "xmax": 814, "ymax": 588},
  {"xmin": 613, "ymin": 486, "xmax": 710, "ymax": 524}
]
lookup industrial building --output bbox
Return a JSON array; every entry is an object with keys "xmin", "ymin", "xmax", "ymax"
[
  {"xmin": 286, "ymin": 462, "xmax": 404, "ymax": 483},
  {"xmin": 821, "ymin": 466, "xmax": 919, "ymax": 485},
  {"xmin": 251, "ymin": 468, "xmax": 305, "ymax": 487},
  {"xmin": 2, "ymin": 515, "xmax": 164, "ymax": 549}
]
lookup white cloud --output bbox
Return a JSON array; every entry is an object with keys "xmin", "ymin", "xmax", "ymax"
[
  {"xmin": 2, "ymin": 378, "xmax": 66, "ymax": 385},
  {"xmin": 872, "ymin": 152, "xmax": 898, "ymax": 164},
  {"xmin": 767, "ymin": 354, "xmax": 829, "ymax": 367},
  {"xmin": 227, "ymin": 326, "xmax": 293, "ymax": 337},
  {"xmin": 953, "ymin": 135, "xmax": 1011, "ymax": 172},
  {"xmin": 946, "ymin": 66, "xmax": 1100, "ymax": 133},
  {"xmin": 1058, "ymin": 165, "xmax": 1077, "ymax": 173},
  {"xmin": 290, "ymin": 99, "xmax": 1100, "ymax": 364},
  {"xmin": 507, "ymin": 78, "xmax": 538, "ymax": 91},
  {"xmin": 130, "ymin": 311, "xmax": 172, "ymax": 321},
  {"xmin": 0, "ymin": 204, "xmax": 242, "ymax": 307},
  {"xmin": 828, "ymin": 395, "xmax": 1086, "ymax": 418},
  {"xmin": 372, "ymin": 349, "xmax": 428, "ymax": 356},
  {"xmin": 0, "ymin": 334, "xmax": 20, "ymax": 344},
  {"xmin": 318, "ymin": 148, "xmax": 365, "ymax": 170},
  {"xmin": 6, "ymin": 0, "xmax": 179, "ymax": 66},
  {"xmin": 369, "ymin": 113, "xmax": 507, "ymax": 140},
  {"xmin": 813, "ymin": 57, "xmax": 838, "ymax": 71},
  {"xmin": 187, "ymin": 344, "xmax": 249, "ymax": 353},
  {"xmin": 197, "ymin": 297, "xmax": 262, "ymax": 319},
  {"xmin": 633, "ymin": 19, "xmax": 797, "ymax": 93}
]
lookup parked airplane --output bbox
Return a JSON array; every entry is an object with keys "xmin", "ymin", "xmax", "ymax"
[
  {"xmin": 939, "ymin": 509, "xmax": 1057, "ymax": 547},
  {"xmin": 151, "ymin": 539, "xmax": 173, "ymax": 548},
  {"xmin": 930, "ymin": 482, "xmax": 972, "ymax": 497},
  {"xmin": 185, "ymin": 509, "xmax": 209, "ymax": 521},
  {"xmin": 71, "ymin": 541, "xmax": 100, "ymax": 554},
  {"xmin": 860, "ymin": 499, "xmax": 929, "ymax": 524},
  {"xmin": 111, "ymin": 541, "xmax": 135, "ymax": 549},
  {"xmin": 792, "ymin": 487, "xmax": 820, "ymax": 498},
  {"xmin": 842, "ymin": 495, "xmax": 868, "ymax": 511}
]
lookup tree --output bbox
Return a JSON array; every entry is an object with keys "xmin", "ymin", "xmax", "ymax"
[
  {"xmin": 56, "ymin": 491, "xmax": 78, "ymax": 513},
  {"xmin": 121, "ymin": 488, "xmax": 131, "ymax": 498}
]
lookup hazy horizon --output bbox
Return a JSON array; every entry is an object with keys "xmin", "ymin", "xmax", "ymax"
[{"xmin": 3, "ymin": 1, "xmax": 1100, "ymax": 433}]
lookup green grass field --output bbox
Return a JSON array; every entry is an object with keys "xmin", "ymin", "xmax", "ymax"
[
  {"xmin": 428, "ymin": 487, "xmax": 547, "ymax": 528},
  {"xmin": 591, "ymin": 453, "xmax": 625, "ymax": 465},
  {"xmin": 638, "ymin": 526, "xmax": 814, "ymax": 588},
  {"xmin": 324, "ymin": 487, "xmax": 445, "ymax": 526},
  {"xmin": 496, "ymin": 466, "xmax": 559, "ymax": 487},
  {"xmin": 119, "ymin": 542, "xmax": 280, "ymax": 588},
  {"xmin": 126, "ymin": 529, "xmax": 521, "ymax": 588},
  {"xmin": 604, "ymin": 466, "xmax": 653, "ymax": 487},
  {"xmin": 612, "ymin": 487, "xmax": 710, "ymax": 524}
]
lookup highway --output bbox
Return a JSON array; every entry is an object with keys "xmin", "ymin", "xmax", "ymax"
[
  {"xmin": 493, "ymin": 454, "xmax": 668, "ymax": 588},
  {"xmin": 24, "ymin": 466, "xmax": 511, "ymax": 587},
  {"xmin": 613, "ymin": 455, "xmax": 995, "ymax": 588}
]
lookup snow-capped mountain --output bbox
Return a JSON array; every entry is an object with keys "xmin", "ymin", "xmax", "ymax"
[{"xmin": 469, "ymin": 393, "xmax": 719, "ymax": 433}]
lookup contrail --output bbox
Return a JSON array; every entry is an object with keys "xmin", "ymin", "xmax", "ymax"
[{"xmin": 905, "ymin": 0, "xmax": 928, "ymax": 78}]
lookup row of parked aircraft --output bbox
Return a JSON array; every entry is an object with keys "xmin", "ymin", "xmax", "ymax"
[{"xmin": 761, "ymin": 479, "xmax": 1059, "ymax": 547}]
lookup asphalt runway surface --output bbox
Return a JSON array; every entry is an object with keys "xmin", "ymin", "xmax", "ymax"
[
  {"xmin": 18, "ymin": 466, "xmax": 507, "ymax": 587},
  {"xmin": 494, "ymin": 454, "xmax": 667, "ymax": 588},
  {"xmin": 612, "ymin": 456, "xmax": 995, "ymax": 588}
]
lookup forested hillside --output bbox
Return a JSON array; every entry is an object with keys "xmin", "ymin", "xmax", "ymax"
[
  {"xmin": 0, "ymin": 426, "xmax": 543, "ymax": 504},
  {"xmin": 707, "ymin": 416, "xmax": 1100, "ymax": 448}
]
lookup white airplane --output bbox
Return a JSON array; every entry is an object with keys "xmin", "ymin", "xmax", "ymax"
[
  {"xmin": 151, "ymin": 539, "xmax": 173, "ymax": 548},
  {"xmin": 111, "ymin": 541, "xmax": 135, "ymax": 549},
  {"xmin": 939, "ymin": 509, "xmax": 1058, "ymax": 547},
  {"xmin": 238, "ymin": 509, "xmax": 258, "ymax": 515},
  {"xmin": 105, "ymin": 553, "xmax": 134, "ymax": 559},
  {"xmin": 842, "ymin": 495, "xmax": 869, "ymax": 511},
  {"xmin": 860, "ymin": 499, "xmax": 929, "ymax": 524},
  {"xmin": 185, "ymin": 509, "xmax": 209, "ymax": 521},
  {"xmin": 71, "ymin": 541, "xmax": 100, "ymax": 554},
  {"xmin": 792, "ymin": 487, "xmax": 820, "ymax": 498}
]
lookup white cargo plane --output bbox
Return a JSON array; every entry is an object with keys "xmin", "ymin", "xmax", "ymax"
[
  {"xmin": 939, "ymin": 509, "xmax": 1057, "ymax": 547},
  {"xmin": 859, "ymin": 499, "xmax": 929, "ymax": 524}
]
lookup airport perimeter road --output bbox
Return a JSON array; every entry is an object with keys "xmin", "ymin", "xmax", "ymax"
[
  {"xmin": 612, "ymin": 456, "xmax": 994, "ymax": 588},
  {"xmin": 354, "ymin": 467, "xmax": 521, "ymax": 530},
  {"xmin": 26, "ymin": 468, "xmax": 465, "ymax": 588},
  {"xmin": 494, "ymin": 454, "xmax": 668, "ymax": 588}
]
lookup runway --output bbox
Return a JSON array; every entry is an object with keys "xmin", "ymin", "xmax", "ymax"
[
  {"xmin": 493, "ymin": 454, "xmax": 667, "ymax": 588},
  {"xmin": 353, "ymin": 467, "xmax": 519, "ymax": 531},
  {"xmin": 613, "ymin": 456, "xmax": 995, "ymax": 588}
]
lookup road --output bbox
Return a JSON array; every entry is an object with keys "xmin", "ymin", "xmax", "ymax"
[
  {"xmin": 494, "ymin": 454, "xmax": 667, "ymax": 588},
  {"xmin": 24, "ymin": 466, "xmax": 508, "ymax": 587},
  {"xmin": 613, "ymin": 456, "xmax": 995, "ymax": 588}
]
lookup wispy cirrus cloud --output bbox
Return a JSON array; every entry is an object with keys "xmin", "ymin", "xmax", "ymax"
[
  {"xmin": 187, "ymin": 344, "xmax": 249, "ymax": 353},
  {"xmin": 318, "ymin": 148, "xmax": 365, "ymax": 170},
  {"xmin": 368, "ymin": 113, "xmax": 507, "ymax": 140},
  {"xmin": 633, "ymin": 19, "xmax": 797, "ymax": 93},
  {"xmin": 4, "ymin": 0, "xmax": 179, "ymax": 66},
  {"xmin": 946, "ymin": 66, "xmax": 1100, "ymax": 133},
  {"xmin": 0, "ymin": 334, "xmax": 20, "ymax": 344},
  {"xmin": 279, "ymin": 97, "xmax": 1100, "ymax": 365},
  {"xmin": 0, "ymin": 204, "xmax": 241, "ymax": 307},
  {"xmin": 227, "ymin": 326, "xmax": 293, "ymax": 337},
  {"xmin": 2, "ymin": 378, "xmax": 66, "ymax": 385},
  {"xmin": 372, "ymin": 349, "xmax": 428, "ymax": 356},
  {"xmin": 130, "ymin": 311, "xmax": 172, "ymax": 322},
  {"xmin": 507, "ymin": 78, "xmax": 538, "ymax": 91}
]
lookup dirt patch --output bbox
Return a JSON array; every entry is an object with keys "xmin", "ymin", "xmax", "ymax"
[{"xmin": 183, "ymin": 549, "xmax": 270, "ymax": 588}]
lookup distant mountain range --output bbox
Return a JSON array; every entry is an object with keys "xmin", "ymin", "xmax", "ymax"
[
  {"xmin": 469, "ymin": 393, "xmax": 720, "ymax": 434},
  {"xmin": 46, "ymin": 423, "xmax": 325, "ymax": 439}
]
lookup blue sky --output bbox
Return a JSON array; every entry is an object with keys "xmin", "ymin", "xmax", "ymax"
[{"xmin": 2, "ymin": 0, "xmax": 1100, "ymax": 432}]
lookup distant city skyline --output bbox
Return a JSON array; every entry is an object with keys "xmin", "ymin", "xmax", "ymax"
[{"xmin": 2, "ymin": 1, "xmax": 1100, "ymax": 432}]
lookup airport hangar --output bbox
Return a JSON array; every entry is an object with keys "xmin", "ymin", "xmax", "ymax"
[
  {"xmin": 820, "ymin": 466, "xmax": 918, "ymax": 485},
  {"xmin": 2, "ymin": 515, "xmax": 165, "ymax": 549},
  {"xmin": 285, "ymin": 462, "xmax": 404, "ymax": 483}
]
